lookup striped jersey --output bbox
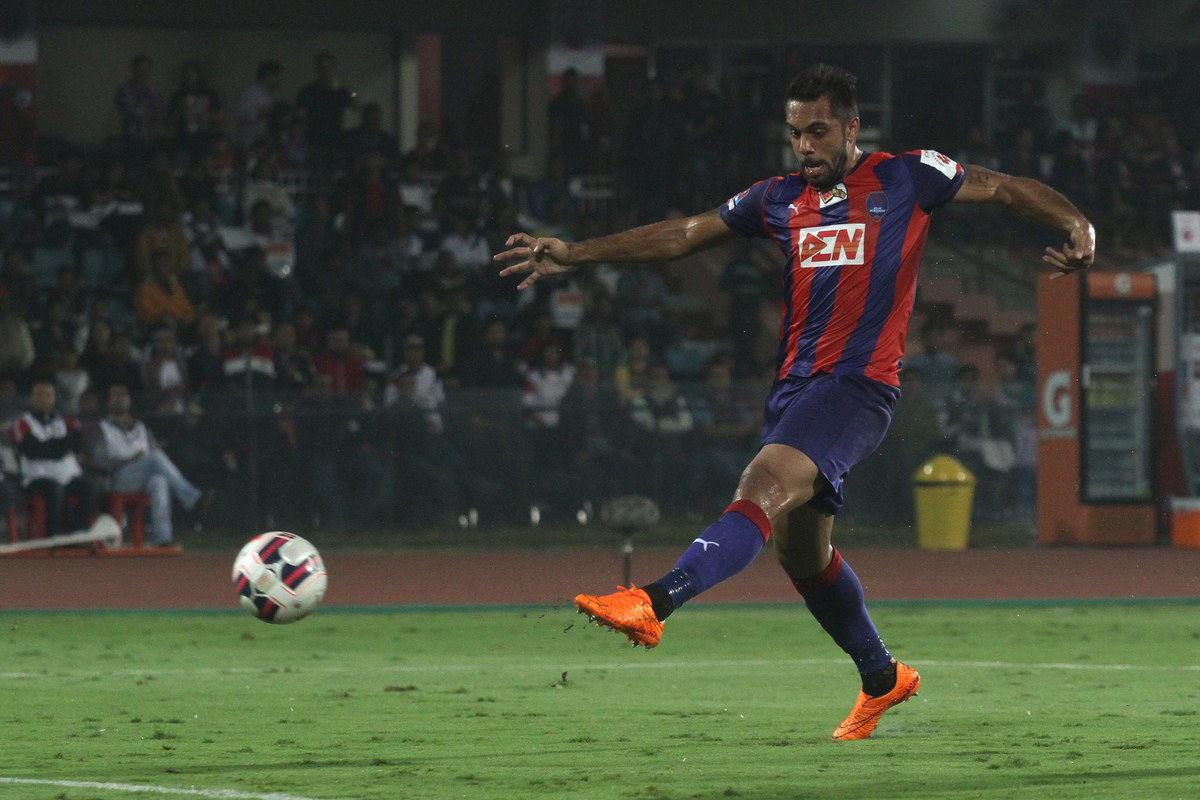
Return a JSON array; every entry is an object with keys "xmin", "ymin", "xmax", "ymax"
[{"xmin": 719, "ymin": 149, "xmax": 965, "ymax": 386}]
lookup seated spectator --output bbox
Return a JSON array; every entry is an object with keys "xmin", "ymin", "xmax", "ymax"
[
  {"xmin": 227, "ymin": 246, "xmax": 295, "ymax": 322},
  {"xmin": 383, "ymin": 335, "xmax": 445, "ymax": 434},
  {"xmin": 343, "ymin": 150, "xmax": 397, "ymax": 238},
  {"xmin": 573, "ymin": 292, "xmax": 625, "ymax": 386},
  {"xmin": 55, "ymin": 349, "xmax": 90, "ymax": 416},
  {"xmin": 560, "ymin": 357, "xmax": 635, "ymax": 506},
  {"xmin": 402, "ymin": 120, "xmax": 452, "ymax": 173},
  {"xmin": 134, "ymin": 249, "xmax": 196, "ymax": 329},
  {"xmin": 943, "ymin": 364, "xmax": 1012, "ymax": 519},
  {"xmin": 235, "ymin": 60, "xmax": 283, "ymax": 148},
  {"xmin": 91, "ymin": 384, "xmax": 203, "ymax": 545},
  {"xmin": 522, "ymin": 339, "xmax": 575, "ymax": 430},
  {"xmin": 245, "ymin": 199, "xmax": 297, "ymax": 279},
  {"xmin": 136, "ymin": 149, "xmax": 186, "ymax": 218},
  {"xmin": 348, "ymin": 220, "xmax": 404, "ymax": 299},
  {"xmin": 439, "ymin": 214, "xmax": 491, "ymax": 275},
  {"xmin": 273, "ymin": 320, "xmax": 315, "ymax": 396},
  {"xmin": 0, "ymin": 288, "xmax": 35, "ymax": 375},
  {"xmin": 182, "ymin": 195, "xmax": 232, "ymax": 302},
  {"xmin": 135, "ymin": 200, "xmax": 190, "ymax": 280},
  {"xmin": 313, "ymin": 327, "xmax": 365, "ymax": 399},
  {"xmin": 614, "ymin": 335, "xmax": 653, "ymax": 406},
  {"xmin": 222, "ymin": 314, "xmax": 276, "ymax": 396},
  {"xmin": 1, "ymin": 247, "xmax": 35, "ymax": 315},
  {"xmin": 685, "ymin": 360, "xmax": 757, "ymax": 510},
  {"xmin": 293, "ymin": 371, "xmax": 384, "ymax": 526},
  {"xmin": 30, "ymin": 293, "xmax": 78, "ymax": 374},
  {"xmin": 188, "ymin": 312, "xmax": 225, "ymax": 395},
  {"xmin": 242, "ymin": 158, "xmax": 296, "ymax": 233},
  {"xmin": 628, "ymin": 362, "xmax": 693, "ymax": 507},
  {"xmin": 10, "ymin": 379, "xmax": 99, "ymax": 535},
  {"xmin": 615, "ymin": 263, "xmax": 674, "ymax": 352},
  {"xmin": 142, "ymin": 327, "xmax": 190, "ymax": 414},
  {"xmin": 90, "ymin": 330, "xmax": 144, "ymax": 397},
  {"xmin": 433, "ymin": 288, "xmax": 479, "ymax": 386},
  {"xmin": 294, "ymin": 194, "xmax": 340, "ymax": 291},
  {"xmin": 345, "ymin": 101, "xmax": 399, "ymax": 166},
  {"xmin": 904, "ymin": 320, "xmax": 960, "ymax": 410},
  {"xmin": 461, "ymin": 317, "xmax": 523, "ymax": 388}
]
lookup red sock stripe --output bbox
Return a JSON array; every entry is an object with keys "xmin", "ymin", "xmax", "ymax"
[
  {"xmin": 791, "ymin": 547, "xmax": 844, "ymax": 598},
  {"xmin": 724, "ymin": 499, "xmax": 772, "ymax": 543}
]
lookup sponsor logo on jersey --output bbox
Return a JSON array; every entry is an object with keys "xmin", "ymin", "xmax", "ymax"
[
  {"xmin": 796, "ymin": 223, "xmax": 866, "ymax": 267},
  {"xmin": 817, "ymin": 183, "xmax": 848, "ymax": 208},
  {"xmin": 866, "ymin": 191, "xmax": 888, "ymax": 219},
  {"xmin": 920, "ymin": 149, "xmax": 960, "ymax": 179},
  {"xmin": 726, "ymin": 189, "xmax": 750, "ymax": 210}
]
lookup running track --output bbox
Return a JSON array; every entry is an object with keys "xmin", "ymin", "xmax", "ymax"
[{"xmin": 1, "ymin": 547, "xmax": 1199, "ymax": 610}]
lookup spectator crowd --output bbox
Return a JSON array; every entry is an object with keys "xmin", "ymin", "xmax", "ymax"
[{"xmin": 1, "ymin": 48, "xmax": 1186, "ymax": 537}]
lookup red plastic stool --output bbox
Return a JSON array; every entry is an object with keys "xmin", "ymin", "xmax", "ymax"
[{"xmin": 109, "ymin": 492, "xmax": 152, "ymax": 548}]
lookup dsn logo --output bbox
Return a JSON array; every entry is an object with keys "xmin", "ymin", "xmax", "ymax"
[{"xmin": 796, "ymin": 224, "xmax": 865, "ymax": 267}]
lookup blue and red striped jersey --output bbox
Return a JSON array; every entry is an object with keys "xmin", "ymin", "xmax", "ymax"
[{"xmin": 719, "ymin": 149, "xmax": 965, "ymax": 387}]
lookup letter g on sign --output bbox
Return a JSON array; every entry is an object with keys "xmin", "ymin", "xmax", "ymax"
[{"xmin": 1042, "ymin": 369, "xmax": 1072, "ymax": 428}]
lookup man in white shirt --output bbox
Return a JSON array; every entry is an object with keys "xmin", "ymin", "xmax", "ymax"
[{"xmin": 91, "ymin": 384, "xmax": 203, "ymax": 545}]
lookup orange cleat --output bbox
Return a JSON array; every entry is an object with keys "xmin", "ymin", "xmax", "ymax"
[
  {"xmin": 831, "ymin": 661, "xmax": 920, "ymax": 740},
  {"xmin": 574, "ymin": 585, "xmax": 663, "ymax": 649}
]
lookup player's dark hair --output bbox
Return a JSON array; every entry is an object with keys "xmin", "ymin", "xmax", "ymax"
[{"xmin": 787, "ymin": 63, "xmax": 858, "ymax": 123}]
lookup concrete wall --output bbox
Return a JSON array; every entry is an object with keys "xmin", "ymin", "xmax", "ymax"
[{"xmin": 37, "ymin": 25, "xmax": 395, "ymax": 144}]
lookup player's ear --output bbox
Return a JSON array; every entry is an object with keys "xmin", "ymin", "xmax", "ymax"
[{"xmin": 844, "ymin": 115, "xmax": 860, "ymax": 142}]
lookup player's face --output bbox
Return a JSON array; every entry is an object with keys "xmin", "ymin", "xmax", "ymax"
[{"xmin": 786, "ymin": 97, "xmax": 859, "ymax": 190}]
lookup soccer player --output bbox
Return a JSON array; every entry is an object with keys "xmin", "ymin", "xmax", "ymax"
[{"xmin": 494, "ymin": 64, "xmax": 1094, "ymax": 740}]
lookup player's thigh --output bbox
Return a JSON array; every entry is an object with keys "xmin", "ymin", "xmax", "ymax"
[
  {"xmin": 773, "ymin": 502, "xmax": 835, "ymax": 578},
  {"xmin": 733, "ymin": 443, "xmax": 823, "ymax": 522}
]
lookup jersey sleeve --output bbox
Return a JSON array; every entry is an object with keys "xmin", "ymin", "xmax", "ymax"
[
  {"xmin": 718, "ymin": 178, "xmax": 776, "ymax": 239},
  {"xmin": 901, "ymin": 150, "xmax": 966, "ymax": 213}
]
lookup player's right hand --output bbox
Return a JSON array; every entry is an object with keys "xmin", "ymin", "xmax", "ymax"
[{"xmin": 494, "ymin": 233, "xmax": 574, "ymax": 290}]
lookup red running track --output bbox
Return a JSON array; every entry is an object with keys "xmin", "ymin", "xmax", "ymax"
[{"xmin": 1, "ymin": 547, "xmax": 1199, "ymax": 610}]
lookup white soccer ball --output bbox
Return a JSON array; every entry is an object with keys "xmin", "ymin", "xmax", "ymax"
[{"xmin": 232, "ymin": 532, "xmax": 328, "ymax": 624}]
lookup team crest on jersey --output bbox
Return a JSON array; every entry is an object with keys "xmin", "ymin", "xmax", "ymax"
[
  {"xmin": 866, "ymin": 192, "xmax": 888, "ymax": 219},
  {"xmin": 796, "ymin": 223, "xmax": 865, "ymax": 268},
  {"xmin": 726, "ymin": 189, "xmax": 750, "ymax": 210},
  {"xmin": 919, "ymin": 149, "xmax": 959, "ymax": 179},
  {"xmin": 817, "ymin": 183, "xmax": 848, "ymax": 209}
]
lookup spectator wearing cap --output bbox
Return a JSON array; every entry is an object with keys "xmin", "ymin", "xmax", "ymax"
[
  {"xmin": 134, "ymin": 248, "xmax": 196, "ymax": 330},
  {"xmin": 384, "ymin": 334, "xmax": 445, "ymax": 434},
  {"xmin": 10, "ymin": 379, "xmax": 99, "ymax": 536}
]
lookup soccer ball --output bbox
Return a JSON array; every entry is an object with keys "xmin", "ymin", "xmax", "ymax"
[{"xmin": 232, "ymin": 532, "xmax": 327, "ymax": 624}]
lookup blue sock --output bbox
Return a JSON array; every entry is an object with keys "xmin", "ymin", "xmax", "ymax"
[
  {"xmin": 650, "ymin": 499, "xmax": 771, "ymax": 617},
  {"xmin": 792, "ymin": 548, "xmax": 892, "ymax": 674}
]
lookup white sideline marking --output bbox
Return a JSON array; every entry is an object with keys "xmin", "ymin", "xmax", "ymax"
[
  {"xmin": 0, "ymin": 657, "xmax": 1197, "ymax": 681},
  {"xmin": 0, "ymin": 777, "xmax": 345, "ymax": 800}
]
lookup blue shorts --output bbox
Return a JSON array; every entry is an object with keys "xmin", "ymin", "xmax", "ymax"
[{"xmin": 760, "ymin": 372, "xmax": 900, "ymax": 516}]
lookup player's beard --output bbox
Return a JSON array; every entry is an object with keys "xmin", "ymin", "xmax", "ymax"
[{"xmin": 802, "ymin": 146, "xmax": 849, "ymax": 191}]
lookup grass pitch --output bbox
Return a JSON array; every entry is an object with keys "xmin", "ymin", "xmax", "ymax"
[{"xmin": 2, "ymin": 603, "xmax": 1199, "ymax": 800}]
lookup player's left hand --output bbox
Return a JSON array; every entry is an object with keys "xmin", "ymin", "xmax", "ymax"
[{"xmin": 1044, "ymin": 222, "xmax": 1095, "ymax": 279}]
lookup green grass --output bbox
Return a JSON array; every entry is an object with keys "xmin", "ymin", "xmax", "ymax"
[{"xmin": 2, "ymin": 604, "xmax": 1199, "ymax": 799}]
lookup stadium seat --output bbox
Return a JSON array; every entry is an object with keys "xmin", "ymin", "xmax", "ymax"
[{"xmin": 108, "ymin": 492, "xmax": 151, "ymax": 548}]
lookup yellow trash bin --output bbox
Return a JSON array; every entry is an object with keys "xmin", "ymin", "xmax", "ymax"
[{"xmin": 912, "ymin": 455, "xmax": 976, "ymax": 551}]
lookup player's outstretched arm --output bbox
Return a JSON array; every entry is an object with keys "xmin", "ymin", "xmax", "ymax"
[
  {"xmin": 951, "ymin": 164, "xmax": 1095, "ymax": 278},
  {"xmin": 494, "ymin": 208, "xmax": 738, "ymax": 290}
]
